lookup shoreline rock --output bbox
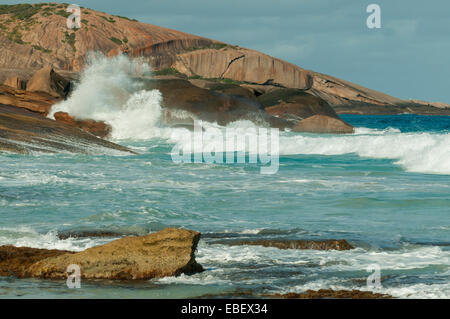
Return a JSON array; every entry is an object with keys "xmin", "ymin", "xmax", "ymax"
[
  {"xmin": 0, "ymin": 104, "xmax": 134, "ymax": 155},
  {"xmin": 212, "ymin": 239, "xmax": 354, "ymax": 251},
  {"xmin": 0, "ymin": 84, "xmax": 57, "ymax": 116},
  {"xmin": 54, "ymin": 111, "xmax": 112, "ymax": 139},
  {"xmin": 292, "ymin": 115, "xmax": 354, "ymax": 134},
  {"xmin": 259, "ymin": 88, "xmax": 340, "ymax": 123},
  {"xmin": 0, "ymin": 246, "xmax": 72, "ymax": 278},
  {"xmin": 4, "ymin": 76, "xmax": 27, "ymax": 90},
  {"xmin": 266, "ymin": 289, "xmax": 392, "ymax": 299},
  {"xmin": 143, "ymin": 78, "xmax": 293, "ymax": 129},
  {"xmin": 0, "ymin": 228, "xmax": 203, "ymax": 281},
  {"xmin": 26, "ymin": 67, "xmax": 71, "ymax": 99}
]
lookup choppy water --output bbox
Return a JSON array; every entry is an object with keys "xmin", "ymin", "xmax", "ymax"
[
  {"xmin": 1, "ymin": 55, "xmax": 449, "ymax": 298},
  {"xmin": 0, "ymin": 114, "xmax": 449, "ymax": 299}
]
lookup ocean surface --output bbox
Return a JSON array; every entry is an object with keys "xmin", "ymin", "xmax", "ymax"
[{"xmin": 0, "ymin": 57, "xmax": 449, "ymax": 299}]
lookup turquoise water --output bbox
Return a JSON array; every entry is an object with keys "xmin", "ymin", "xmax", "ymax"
[{"xmin": 0, "ymin": 114, "xmax": 449, "ymax": 299}]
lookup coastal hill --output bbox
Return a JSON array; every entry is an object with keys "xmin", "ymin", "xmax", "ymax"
[{"xmin": 1, "ymin": 3, "xmax": 449, "ymax": 114}]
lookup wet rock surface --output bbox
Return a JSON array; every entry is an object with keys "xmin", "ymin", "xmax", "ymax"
[
  {"xmin": 144, "ymin": 78, "xmax": 292, "ymax": 129},
  {"xmin": 28, "ymin": 228, "xmax": 203, "ymax": 280},
  {"xmin": 0, "ymin": 84, "xmax": 57, "ymax": 116},
  {"xmin": 0, "ymin": 228, "xmax": 203, "ymax": 280},
  {"xmin": 0, "ymin": 104, "xmax": 133, "ymax": 154},
  {"xmin": 266, "ymin": 289, "xmax": 392, "ymax": 299},
  {"xmin": 259, "ymin": 88, "xmax": 340, "ymax": 123},
  {"xmin": 213, "ymin": 239, "xmax": 354, "ymax": 251},
  {"xmin": 54, "ymin": 111, "xmax": 111, "ymax": 139},
  {"xmin": 0, "ymin": 246, "xmax": 72, "ymax": 278}
]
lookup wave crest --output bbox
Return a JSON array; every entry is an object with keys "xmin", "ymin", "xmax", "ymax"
[
  {"xmin": 280, "ymin": 130, "xmax": 450, "ymax": 175},
  {"xmin": 49, "ymin": 53, "xmax": 163, "ymax": 140}
]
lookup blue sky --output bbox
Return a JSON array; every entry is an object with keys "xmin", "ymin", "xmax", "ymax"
[{"xmin": 4, "ymin": 0, "xmax": 450, "ymax": 103}]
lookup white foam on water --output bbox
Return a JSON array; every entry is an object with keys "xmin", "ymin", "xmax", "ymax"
[
  {"xmin": 0, "ymin": 226, "xmax": 109, "ymax": 252},
  {"xmin": 277, "ymin": 279, "xmax": 450, "ymax": 299},
  {"xmin": 49, "ymin": 53, "xmax": 164, "ymax": 140},
  {"xmin": 154, "ymin": 271, "xmax": 232, "ymax": 286},
  {"xmin": 170, "ymin": 122, "xmax": 450, "ymax": 175},
  {"xmin": 46, "ymin": 54, "xmax": 449, "ymax": 175},
  {"xmin": 192, "ymin": 242, "xmax": 450, "ymax": 298},
  {"xmin": 279, "ymin": 130, "xmax": 450, "ymax": 175},
  {"xmin": 354, "ymin": 127, "xmax": 401, "ymax": 135}
]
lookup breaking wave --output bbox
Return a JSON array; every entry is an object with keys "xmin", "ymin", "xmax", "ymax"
[
  {"xmin": 49, "ymin": 53, "xmax": 164, "ymax": 140},
  {"xmin": 48, "ymin": 54, "xmax": 449, "ymax": 175},
  {"xmin": 279, "ymin": 129, "xmax": 450, "ymax": 175}
]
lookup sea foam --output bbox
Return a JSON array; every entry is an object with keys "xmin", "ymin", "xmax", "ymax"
[
  {"xmin": 278, "ymin": 129, "xmax": 450, "ymax": 175},
  {"xmin": 49, "ymin": 54, "xmax": 450, "ymax": 175},
  {"xmin": 49, "ymin": 53, "xmax": 164, "ymax": 140}
]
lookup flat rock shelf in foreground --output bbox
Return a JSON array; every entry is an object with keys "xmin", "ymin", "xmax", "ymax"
[{"xmin": 0, "ymin": 228, "xmax": 203, "ymax": 280}]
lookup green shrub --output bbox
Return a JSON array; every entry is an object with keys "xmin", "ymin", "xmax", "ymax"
[
  {"xmin": 0, "ymin": 4, "xmax": 41, "ymax": 20},
  {"xmin": 153, "ymin": 68, "xmax": 185, "ymax": 77},
  {"xmin": 184, "ymin": 42, "xmax": 237, "ymax": 53},
  {"xmin": 110, "ymin": 37, "xmax": 122, "ymax": 45},
  {"xmin": 114, "ymin": 15, "xmax": 138, "ymax": 22},
  {"xmin": 100, "ymin": 16, "xmax": 116, "ymax": 23},
  {"xmin": 55, "ymin": 10, "xmax": 70, "ymax": 18},
  {"xmin": 32, "ymin": 45, "xmax": 52, "ymax": 53},
  {"xmin": 63, "ymin": 31, "xmax": 76, "ymax": 52},
  {"xmin": 7, "ymin": 27, "xmax": 24, "ymax": 44},
  {"xmin": 188, "ymin": 74, "xmax": 203, "ymax": 80}
]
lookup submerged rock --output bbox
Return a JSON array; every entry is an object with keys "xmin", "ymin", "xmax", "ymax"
[
  {"xmin": 214, "ymin": 239, "xmax": 354, "ymax": 251},
  {"xmin": 292, "ymin": 115, "xmax": 354, "ymax": 134},
  {"xmin": 27, "ymin": 228, "xmax": 203, "ymax": 280},
  {"xmin": 267, "ymin": 289, "xmax": 392, "ymax": 299}
]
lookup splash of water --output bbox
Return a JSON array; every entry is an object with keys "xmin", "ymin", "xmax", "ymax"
[
  {"xmin": 49, "ymin": 53, "xmax": 163, "ymax": 140},
  {"xmin": 48, "ymin": 54, "xmax": 450, "ymax": 175}
]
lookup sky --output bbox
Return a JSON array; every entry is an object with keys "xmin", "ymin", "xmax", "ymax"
[{"xmin": 4, "ymin": 0, "xmax": 450, "ymax": 103}]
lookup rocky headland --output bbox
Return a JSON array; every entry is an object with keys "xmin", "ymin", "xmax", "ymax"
[{"xmin": 1, "ymin": 3, "xmax": 449, "ymax": 154}]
